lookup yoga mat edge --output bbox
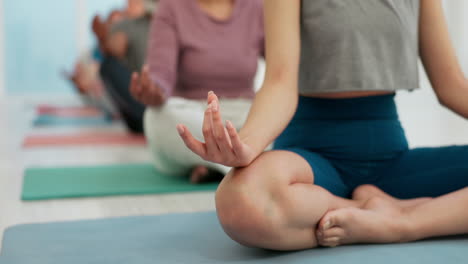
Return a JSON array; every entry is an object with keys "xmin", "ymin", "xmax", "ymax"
[{"xmin": 22, "ymin": 164, "xmax": 218, "ymax": 201}]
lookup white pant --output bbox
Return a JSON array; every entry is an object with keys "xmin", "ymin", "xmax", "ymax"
[{"xmin": 144, "ymin": 97, "xmax": 252, "ymax": 176}]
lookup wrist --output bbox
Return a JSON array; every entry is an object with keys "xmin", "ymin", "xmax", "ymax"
[
  {"xmin": 148, "ymin": 96, "xmax": 167, "ymax": 107},
  {"xmin": 239, "ymin": 130, "xmax": 268, "ymax": 157}
]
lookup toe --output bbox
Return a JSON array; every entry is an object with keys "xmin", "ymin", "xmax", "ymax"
[
  {"xmin": 315, "ymin": 228, "xmax": 325, "ymax": 245},
  {"xmin": 190, "ymin": 166, "xmax": 209, "ymax": 183},
  {"xmin": 322, "ymin": 227, "xmax": 345, "ymax": 239},
  {"xmin": 319, "ymin": 211, "xmax": 340, "ymax": 232},
  {"xmin": 317, "ymin": 227, "xmax": 345, "ymax": 247},
  {"xmin": 322, "ymin": 237, "xmax": 341, "ymax": 247},
  {"xmin": 319, "ymin": 208, "xmax": 358, "ymax": 234}
]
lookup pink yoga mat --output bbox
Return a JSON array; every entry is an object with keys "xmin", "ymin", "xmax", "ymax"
[
  {"xmin": 23, "ymin": 133, "xmax": 147, "ymax": 147},
  {"xmin": 36, "ymin": 105, "xmax": 102, "ymax": 117}
]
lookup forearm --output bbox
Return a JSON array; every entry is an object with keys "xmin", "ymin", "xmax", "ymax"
[
  {"xmin": 238, "ymin": 0, "xmax": 301, "ymax": 156},
  {"xmin": 239, "ymin": 80, "xmax": 298, "ymax": 155},
  {"xmin": 419, "ymin": 0, "xmax": 468, "ymax": 118}
]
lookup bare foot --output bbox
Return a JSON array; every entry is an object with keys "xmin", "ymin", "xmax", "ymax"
[
  {"xmin": 352, "ymin": 184, "xmax": 432, "ymax": 209},
  {"xmin": 316, "ymin": 197, "xmax": 410, "ymax": 247},
  {"xmin": 190, "ymin": 166, "xmax": 224, "ymax": 184},
  {"xmin": 190, "ymin": 166, "xmax": 209, "ymax": 183}
]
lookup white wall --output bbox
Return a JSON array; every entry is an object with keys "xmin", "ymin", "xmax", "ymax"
[
  {"xmin": 0, "ymin": 0, "xmax": 5, "ymax": 97},
  {"xmin": 443, "ymin": 0, "xmax": 468, "ymax": 74},
  {"xmin": 75, "ymin": 0, "xmax": 89, "ymax": 56}
]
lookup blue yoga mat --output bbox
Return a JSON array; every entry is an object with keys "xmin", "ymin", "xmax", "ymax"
[
  {"xmin": 1, "ymin": 212, "xmax": 467, "ymax": 264},
  {"xmin": 33, "ymin": 115, "xmax": 112, "ymax": 127}
]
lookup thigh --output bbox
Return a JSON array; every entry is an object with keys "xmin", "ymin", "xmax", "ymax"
[
  {"xmin": 376, "ymin": 146, "xmax": 468, "ymax": 199},
  {"xmin": 277, "ymin": 148, "xmax": 351, "ymax": 198}
]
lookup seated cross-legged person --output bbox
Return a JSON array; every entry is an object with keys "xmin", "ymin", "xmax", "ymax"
[
  {"xmin": 177, "ymin": 0, "xmax": 468, "ymax": 251},
  {"xmin": 100, "ymin": 0, "xmax": 158, "ymax": 133}
]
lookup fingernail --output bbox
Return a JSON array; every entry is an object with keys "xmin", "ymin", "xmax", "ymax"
[
  {"xmin": 176, "ymin": 125, "xmax": 184, "ymax": 135},
  {"xmin": 226, "ymin": 120, "xmax": 233, "ymax": 129},
  {"xmin": 208, "ymin": 91, "xmax": 214, "ymax": 95},
  {"xmin": 211, "ymin": 100, "xmax": 218, "ymax": 112},
  {"xmin": 323, "ymin": 220, "xmax": 331, "ymax": 230}
]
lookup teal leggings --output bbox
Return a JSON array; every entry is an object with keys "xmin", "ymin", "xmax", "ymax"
[{"xmin": 274, "ymin": 94, "xmax": 468, "ymax": 199}]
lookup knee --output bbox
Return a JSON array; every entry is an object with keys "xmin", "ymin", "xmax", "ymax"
[
  {"xmin": 215, "ymin": 154, "xmax": 290, "ymax": 248},
  {"xmin": 143, "ymin": 107, "xmax": 172, "ymax": 141},
  {"xmin": 143, "ymin": 108, "xmax": 159, "ymax": 147},
  {"xmin": 143, "ymin": 107, "xmax": 161, "ymax": 130},
  {"xmin": 215, "ymin": 170, "xmax": 270, "ymax": 248}
]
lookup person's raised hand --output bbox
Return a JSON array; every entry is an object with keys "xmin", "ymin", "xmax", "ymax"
[
  {"xmin": 130, "ymin": 65, "xmax": 167, "ymax": 106},
  {"xmin": 92, "ymin": 15, "xmax": 107, "ymax": 41},
  {"xmin": 177, "ymin": 92, "xmax": 258, "ymax": 168}
]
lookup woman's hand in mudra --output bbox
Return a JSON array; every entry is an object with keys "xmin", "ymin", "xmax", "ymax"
[
  {"xmin": 177, "ymin": 92, "xmax": 257, "ymax": 168},
  {"xmin": 130, "ymin": 65, "xmax": 167, "ymax": 106}
]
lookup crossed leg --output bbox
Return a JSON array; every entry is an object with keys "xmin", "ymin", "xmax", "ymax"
[
  {"xmin": 314, "ymin": 185, "xmax": 435, "ymax": 247},
  {"xmin": 215, "ymin": 150, "xmax": 367, "ymax": 250},
  {"xmin": 317, "ymin": 187, "xmax": 468, "ymax": 246},
  {"xmin": 216, "ymin": 149, "xmax": 468, "ymax": 250},
  {"xmin": 317, "ymin": 146, "xmax": 468, "ymax": 247},
  {"xmin": 352, "ymin": 185, "xmax": 432, "ymax": 209}
]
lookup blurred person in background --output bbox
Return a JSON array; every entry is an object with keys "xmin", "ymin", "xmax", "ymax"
[
  {"xmin": 68, "ymin": 0, "xmax": 157, "ymax": 132},
  {"xmin": 65, "ymin": 10, "xmax": 124, "ymax": 116},
  {"xmin": 131, "ymin": 0, "xmax": 265, "ymax": 183},
  {"xmin": 99, "ymin": 0, "xmax": 158, "ymax": 133}
]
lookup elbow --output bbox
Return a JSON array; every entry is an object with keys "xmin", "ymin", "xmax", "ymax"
[
  {"xmin": 106, "ymin": 34, "xmax": 128, "ymax": 59},
  {"xmin": 435, "ymin": 76, "xmax": 468, "ymax": 107},
  {"xmin": 108, "ymin": 45, "xmax": 126, "ymax": 59},
  {"xmin": 434, "ymin": 86, "xmax": 468, "ymax": 119},
  {"xmin": 433, "ymin": 84, "xmax": 455, "ymax": 108},
  {"xmin": 265, "ymin": 66, "xmax": 297, "ymax": 88},
  {"xmin": 261, "ymin": 67, "xmax": 298, "ymax": 102},
  {"xmin": 436, "ymin": 92, "xmax": 449, "ymax": 108},
  {"xmin": 115, "ymin": 47, "xmax": 127, "ymax": 59}
]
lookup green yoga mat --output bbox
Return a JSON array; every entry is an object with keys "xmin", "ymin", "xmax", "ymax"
[{"xmin": 22, "ymin": 164, "xmax": 218, "ymax": 200}]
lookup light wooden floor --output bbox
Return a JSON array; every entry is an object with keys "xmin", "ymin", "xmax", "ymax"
[{"xmin": 1, "ymin": 82, "xmax": 468, "ymax": 249}]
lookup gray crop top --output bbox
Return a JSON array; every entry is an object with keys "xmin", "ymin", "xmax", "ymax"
[{"xmin": 299, "ymin": 0, "xmax": 420, "ymax": 94}]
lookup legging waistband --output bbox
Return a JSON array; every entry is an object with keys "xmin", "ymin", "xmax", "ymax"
[{"xmin": 294, "ymin": 94, "xmax": 398, "ymax": 121}]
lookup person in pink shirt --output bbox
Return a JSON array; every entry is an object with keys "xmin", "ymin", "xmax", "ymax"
[{"xmin": 130, "ymin": 0, "xmax": 264, "ymax": 183}]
